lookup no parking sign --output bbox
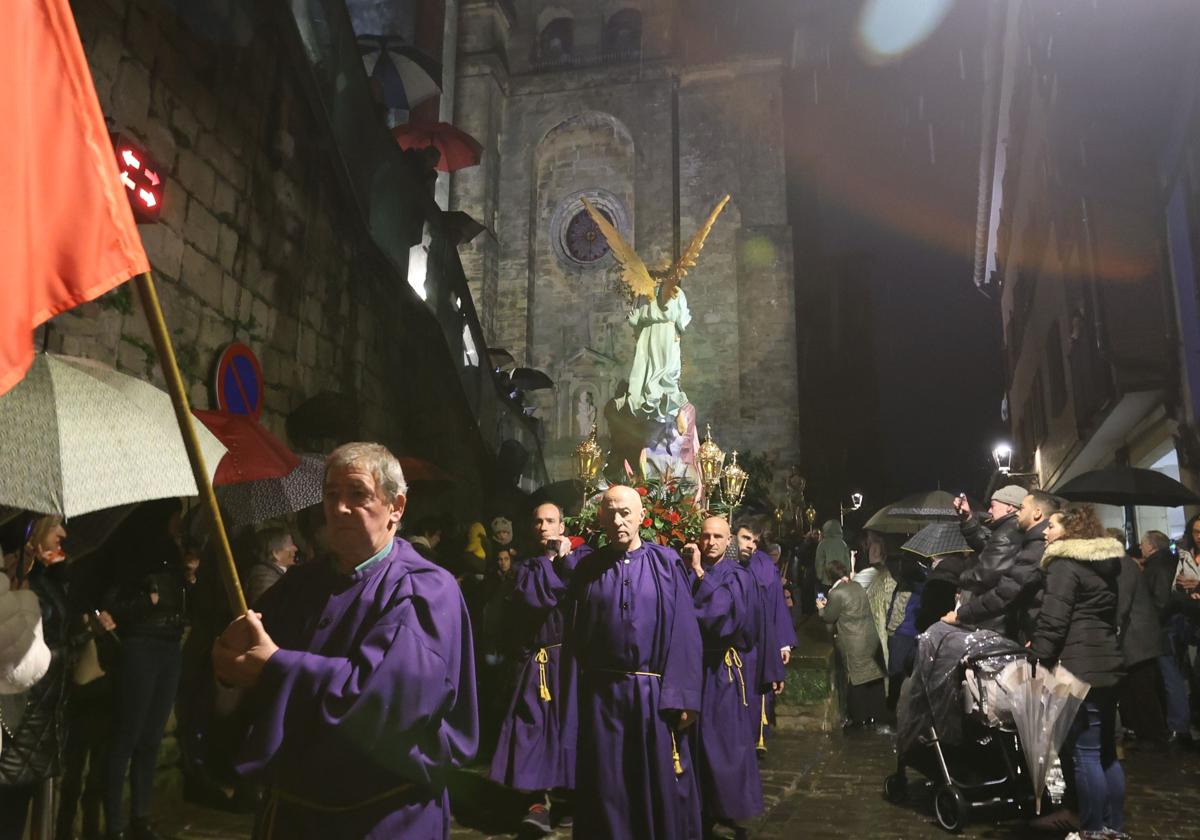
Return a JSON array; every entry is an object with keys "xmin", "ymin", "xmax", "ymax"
[{"xmin": 214, "ymin": 342, "xmax": 264, "ymax": 419}]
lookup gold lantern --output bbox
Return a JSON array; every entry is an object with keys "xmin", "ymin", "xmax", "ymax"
[
  {"xmin": 574, "ymin": 424, "xmax": 603, "ymax": 505},
  {"xmin": 720, "ymin": 450, "xmax": 749, "ymax": 515},
  {"xmin": 696, "ymin": 424, "xmax": 725, "ymax": 510}
]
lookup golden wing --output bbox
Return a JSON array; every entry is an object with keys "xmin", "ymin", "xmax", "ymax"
[
  {"xmin": 662, "ymin": 194, "xmax": 731, "ymax": 300},
  {"xmin": 581, "ymin": 198, "xmax": 655, "ymax": 299}
]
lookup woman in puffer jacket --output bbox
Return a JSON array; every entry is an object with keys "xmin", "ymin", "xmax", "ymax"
[{"xmin": 1031, "ymin": 506, "xmax": 1127, "ymax": 840}]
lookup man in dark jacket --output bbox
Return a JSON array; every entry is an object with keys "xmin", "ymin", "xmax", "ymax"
[
  {"xmin": 1115, "ymin": 544, "xmax": 1167, "ymax": 743},
  {"xmin": 949, "ymin": 488, "xmax": 1059, "ymax": 641},
  {"xmin": 1142, "ymin": 530, "xmax": 1192, "ymax": 739}
]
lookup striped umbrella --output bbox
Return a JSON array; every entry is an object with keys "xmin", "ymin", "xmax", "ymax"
[{"xmin": 356, "ymin": 34, "xmax": 442, "ymax": 111}]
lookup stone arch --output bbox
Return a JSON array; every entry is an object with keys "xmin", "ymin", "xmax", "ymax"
[
  {"xmin": 535, "ymin": 8, "xmax": 574, "ymax": 63},
  {"xmin": 602, "ymin": 7, "xmax": 643, "ymax": 55}
]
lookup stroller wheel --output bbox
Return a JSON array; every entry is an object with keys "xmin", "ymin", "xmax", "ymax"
[
  {"xmin": 933, "ymin": 783, "xmax": 969, "ymax": 833},
  {"xmin": 882, "ymin": 773, "xmax": 907, "ymax": 803}
]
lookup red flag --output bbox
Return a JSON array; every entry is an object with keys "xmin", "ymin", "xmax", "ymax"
[{"xmin": 0, "ymin": 0, "xmax": 150, "ymax": 396}]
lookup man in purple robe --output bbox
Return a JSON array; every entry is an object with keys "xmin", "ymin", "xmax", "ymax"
[
  {"xmin": 684, "ymin": 516, "xmax": 763, "ymax": 838},
  {"xmin": 212, "ymin": 442, "xmax": 478, "ymax": 840},
  {"xmin": 735, "ymin": 524, "xmax": 796, "ymax": 753},
  {"xmin": 560, "ymin": 485, "xmax": 703, "ymax": 839},
  {"xmin": 489, "ymin": 502, "xmax": 576, "ymax": 835}
]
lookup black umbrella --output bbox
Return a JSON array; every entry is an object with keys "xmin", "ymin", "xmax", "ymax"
[
  {"xmin": 901, "ymin": 523, "xmax": 972, "ymax": 558},
  {"xmin": 1053, "ymin": 466, "xmax": 1200, "ymax": 508},
  {"xmin": 884, "ymin": 490, "xmax": 961, "ymax": 520},
  {"xmin": 509, "ymin": 367, "xmax": 554, "ymax": 391}
]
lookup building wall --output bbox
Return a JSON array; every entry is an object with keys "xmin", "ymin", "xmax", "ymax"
[
  {"xmin": 453, "ymin": 0, "xmax": 801, "ymax": 481},
  {"xmin": 51, "ymin": 0, "xmax": 493, "ymax": 502}
]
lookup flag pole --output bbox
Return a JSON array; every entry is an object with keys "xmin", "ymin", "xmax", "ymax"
[{"xmin": 133, "ymin": 271, "xmax": 248, "ymax": 615}]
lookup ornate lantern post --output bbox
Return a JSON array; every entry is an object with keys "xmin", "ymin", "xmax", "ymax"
[
  {"xmin": 573, "ymin": 424, "xmax": 603, "ymax": 508},
  {"xmin": 720, "ymin": 450, "xmax": 749, "ymax": 518},
  {"xmin": 696, "ymin": 424, "xmax": 725, "ymax": 513}
]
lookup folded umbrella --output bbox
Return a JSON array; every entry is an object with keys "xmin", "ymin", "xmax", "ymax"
[
  {"xmin": 392, "ymin": 121, "xmax": 483, "ymax": 172},
  {"xmin": 193, "ymin": 409, "xmax": 300, "ymax": 486},
  {"xmin": 216, "ymin": 453, "xmax": 324, "ymax": 528},
  {"xmin": 1053, "ymin": 465, "xmax": 1200, "ymax": 507},
  {"xmin": 0, "ymin": 354, "xmax": 227, "ymax": 517}
]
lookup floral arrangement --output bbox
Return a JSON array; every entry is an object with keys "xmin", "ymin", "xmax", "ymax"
[{"xmin": 566, "ymin": 475, "xmax": 705, "ymax": 550}]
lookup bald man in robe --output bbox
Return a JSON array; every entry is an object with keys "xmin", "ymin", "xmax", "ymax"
[
  {"xmin": 556, "ymin": 486, "xmax": 703, "ymax": 839},
  {"xmin": 684, "ymin": 517, "xmax": 763, "ymax": 837}
]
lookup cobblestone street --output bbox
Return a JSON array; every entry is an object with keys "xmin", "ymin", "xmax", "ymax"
[{"xmin": 156, "ymin": 729, "xmax": 1200, "ymax": 839}]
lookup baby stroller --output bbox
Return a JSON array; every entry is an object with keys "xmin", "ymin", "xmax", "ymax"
[{"xmin": 884, "ymin": 623, "xmax": 1038, "ymax": 833}]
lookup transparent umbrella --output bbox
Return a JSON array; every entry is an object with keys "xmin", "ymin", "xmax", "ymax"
[{"xmin": 993, "ymin": 660, "xmax": 1090, "ymax": 814}]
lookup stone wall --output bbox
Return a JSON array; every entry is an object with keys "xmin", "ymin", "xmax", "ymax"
[
  {"xmin": 51, "ymin": 0, "xmax": 492, "ymax": 503},
  {"xmin": 453, "ymin": 1, "xmax": 801, "ymax": 480}
]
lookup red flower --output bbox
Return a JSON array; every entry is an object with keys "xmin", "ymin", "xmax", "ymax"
[
  {"xmin": 666, "ymin": 511, "xmax": 681, "ymax": 525},
  {"xmin": 642, "ymin": 517, "xmax": 653, "ymax": 528},
  {"xmin": 636, "ymin": 486, "xmax": 650, "ymax": 496},
  {"xmin": 568, "ymin": 536, "xmax": 585, "ymax": 550}
]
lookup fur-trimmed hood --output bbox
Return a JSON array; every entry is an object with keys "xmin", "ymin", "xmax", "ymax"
[{"xmin": 1041, "ymin": 537, "xmax": 1125, "ymax": 568}]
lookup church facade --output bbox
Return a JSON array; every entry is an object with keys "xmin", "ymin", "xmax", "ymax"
[{"xmin": 452, "ymin": 0, "xmax": 801, "ymax": 480}]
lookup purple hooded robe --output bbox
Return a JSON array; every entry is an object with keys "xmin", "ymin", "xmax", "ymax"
[
  {"xmin": 691, "ymin": 557, "xmax": 764, "ymax": 823},
  {"xmin": 489, "ymin": 552, "xmax": 577, "ymax": 791},
  {"xmin": 743, "ymin": 550, "xmax": 796, "ymax": 747},
  {"xmin": 235, "ymin": 539, "xmax": 478, "ymax": 840},
  {"xmin": 564, "ymin": 541, "xmax": 703, "ymax": 839}
]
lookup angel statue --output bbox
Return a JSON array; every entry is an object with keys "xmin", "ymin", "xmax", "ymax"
[{"xmin": 582, "ymin": 194, "xmax": 730, "ymax": 424}]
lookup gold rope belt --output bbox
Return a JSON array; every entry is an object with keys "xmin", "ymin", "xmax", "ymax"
[
  {"xmin": 262, "ymin": 782, "xmax": 417, "ymax": 838},
  {"xmin": 588, "ymin": 668, "xmax": 683, "ymax": 776},
  {"xmin": 723, "ymin": 647, "xmax": 748, "ymax": 707},
  {"xmin": 534, "ymin": 643, "xmax": 562, "ymax": 702}
]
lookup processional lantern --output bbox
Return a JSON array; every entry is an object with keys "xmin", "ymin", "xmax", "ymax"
[
  {"xmin": 574, "ymin": 424, "xmax": 603, "ymax": 505},
  {"xmin": 720, "ymin": 450, "xmax": 749, "ymax": 514},
  {"xmin": 697, "ymin": 424, "xmax": 725, "ymax": 509},
  {"xmin": 110, "ymin": 133, "xmax": 164, "ymax": 223}
]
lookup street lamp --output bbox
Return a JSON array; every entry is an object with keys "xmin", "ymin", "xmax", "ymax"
[
  {"xmin": 840, "ymin": 492, "xmax": 864, "ymax": 525},
  {"xmin": 992, "ymin": 442, "xmax": 1014, "ymax": 474},
  {"xmin": 697, "ymin": 424, "xmax": 725, "ymax": 512}
]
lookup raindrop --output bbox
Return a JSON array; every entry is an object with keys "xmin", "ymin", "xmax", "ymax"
[
  {"xmin": 928, "ymin": 124, "xmax": 936, "ymax": 165},
  {"xmin": 791, "ymin": 27, "xmax": 801, "ymax": 69},
  {"xmin": 918, "ymin": 94, "xmax": 925, "ymax": 120},
  {"xmin": 958, "ymin": 48, "xmax": 966, "ymax": 80},
  {"xmin": 813, "ymin": 69, "xmax": 820, "ymax": 105}
]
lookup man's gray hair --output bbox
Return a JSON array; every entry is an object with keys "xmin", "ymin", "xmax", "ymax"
[
  {"xmin": 1144, "ymin": 530, "xmax": 1171, "ymax": 552},
  {"xmin": 325, "ymin": 442, "xmax": 409, "ymax": 498}
]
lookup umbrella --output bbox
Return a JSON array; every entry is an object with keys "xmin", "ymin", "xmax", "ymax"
[
  {"xmin": 193, "ymin": 410, "xmax": 300, "ymax": 486},
  {"xmin": 863, "ymin": 507, "xmax": 927, "ymax": 535},
  {"xmin": 399, "ymin": 456, "xmax": 453, "ymax": 483},
  {"xmin": 392, "ymin": 122, "xmax": 483, "ymax": 172},
  {"xmin": 901, "ymin": 522, "xmax": 971, "ymax": 558},
  {"xmin": 356, "ymin": 35, "xmax": 441, "ymax": 111},
  {"xmin": 884, "ymin": 489, "xmax": 961, "ymax": 519},
  {"xmin": 993, "ymin": 660, "xmax": 1090, "ymax": 814},
  {"xmin": 216, "ymin": 453, "xmax": 324, "ymax": 528},
  {"xmin": 0, "ymin": 354, "xmax": 227, "ymax": 518},
  {"xmin": 1052, "ymin": 465, "xmax": 1200, "ymax": 507},
  {"xmin": 488, "ymin": 348, "xmax": 517, "ymax": 372},
  {"xmin": 445, "ymin": 210, "xmax": 493, "ymax": 245},
  {"xmin": 508, "ymin": 367, "xmax": 554, "ymax": 392}
]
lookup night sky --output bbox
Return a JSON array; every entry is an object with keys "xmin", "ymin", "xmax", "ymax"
[{"xmin": 780, "ymin": 0, "xmax": 1005, "ymax": 510}]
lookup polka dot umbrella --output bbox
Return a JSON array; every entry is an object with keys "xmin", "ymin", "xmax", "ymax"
[{"xmin": 215, "ymin": 453, "xmax": 324, "ymax": 529}]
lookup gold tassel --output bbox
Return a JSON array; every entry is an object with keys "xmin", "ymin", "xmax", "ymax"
[
  {"xmin": 536, "ymin": 648, "xmax": 552, "ymax": 702},
  {"xmin": 671, "ymin": 730, "xmax": 683, "ymax": 775},
  {"xmin": 757, "ymin": 695, "xmax": 767, "ymax": 751},
  {"xmin": 724, "ymin": 648, "xmax": 747, "ymax": 707}
]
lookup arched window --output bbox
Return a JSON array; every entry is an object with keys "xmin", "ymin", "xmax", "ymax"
[
  {"xmin": 603, "ymin": 9, "xmax": 642, "ymax": 57},
  {"xmin": 537, "ymin": 17, "xmax": 574, "ymax": 64}
]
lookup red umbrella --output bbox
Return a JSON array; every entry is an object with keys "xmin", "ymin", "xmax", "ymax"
[
  {"xmin": 193, "ymin": 410, "xmax": 300, "ymax": 486},
  {"xmin": 399, "ymin": 456, "xmax": 453, "ymax": 482},
  {"xmin": 391, "ymin": 122, "xmax": 483, "ymax": 172}
]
